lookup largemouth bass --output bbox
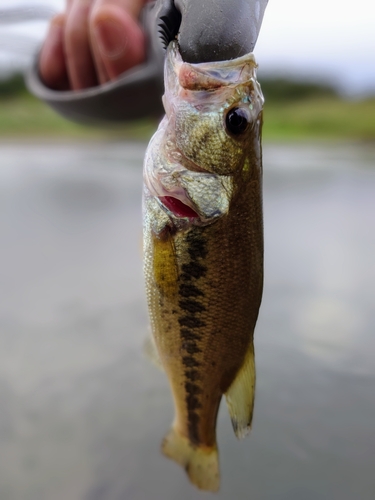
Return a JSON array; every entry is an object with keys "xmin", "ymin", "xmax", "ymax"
[{"xmin": 143, "ymin": 41, "xmax": 264, "ymax": 491}]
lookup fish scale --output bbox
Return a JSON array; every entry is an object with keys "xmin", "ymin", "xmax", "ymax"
[{"xmin": 143, "ymin": 41, "xmax": 264, "ymax": 491}]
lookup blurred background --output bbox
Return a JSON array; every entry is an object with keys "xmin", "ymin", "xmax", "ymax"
[{"xmin": 0, "ymin": 1, "xmax": 375, "ymax": 499}]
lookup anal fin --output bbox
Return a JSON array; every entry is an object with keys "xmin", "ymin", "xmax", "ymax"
[
  {"xmin": 225, "ymin": 341, "xmax": 256, "ymax": 439},
  {"xmin": 162, "ymin": 426, "xmax": 220, "ymax": 492}
]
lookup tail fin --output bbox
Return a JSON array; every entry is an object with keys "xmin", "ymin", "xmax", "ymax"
[{"xmin": 162, "ymin": 427, "xmax": 220, "ymax": 492}]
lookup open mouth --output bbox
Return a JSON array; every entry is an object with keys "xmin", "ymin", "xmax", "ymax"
[{"xmin": 159, "ymin": 196, "xmax": 199, "ymax": 218}]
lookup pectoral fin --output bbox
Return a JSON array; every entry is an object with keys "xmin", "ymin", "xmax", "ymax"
[
  {"xmin": 225, "ymin": 341, "xmax": 256, "ymax": 439},
  {"xmin": 143, "ymin": 334, "xmax": 164, "ymax": 371}
]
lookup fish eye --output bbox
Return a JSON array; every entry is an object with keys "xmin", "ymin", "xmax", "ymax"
[{"xmin": 225, "ymin": 107, "xmax": 250, "ymax": 136}]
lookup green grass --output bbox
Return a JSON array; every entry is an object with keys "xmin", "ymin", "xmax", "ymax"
[
  {"xmin": 263, "ymin": 96, "xmax": 375, "ymax": 141},
  {"xmin": 0, "ymin": 93, "xmax": 158, "ymax": 141},
  {"xmin": 0, "ymin": 92, "xmax": 374, "ymax": 142}
]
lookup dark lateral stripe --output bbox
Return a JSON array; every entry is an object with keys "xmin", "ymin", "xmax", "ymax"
[
  {"xmin": 179, "ymin": 283, "xmax": 204, "ymax": 298},
  {"xmin": 185, "ymin": 369, "xmax": 200, "ymax": 381},
  {"xmin": 180, "ymin": 232, "xmax": 208, "ymax": 447},
  {"xmin": 182, "ymin": 356, "xmax": 201, "ymax": 368},
  {"xmin": 178, "ymin": 299, "xmax": 206, "ymax": 314},
  {"xmin": 182, "ymin": 342, "xmax": 202, "ymax": 355},
  {"xmin": 178, "ymin": 315, "xmax": 206, "ymax": 329},
  {"xmin": 186, "ymin": 237, "xmax": 208, "ymax": 260},
  {"xmin": 186, "ymin": 393, "xmax": 202, "ymax": 410},
  {"xmin": 189, "ymin": 411, "xmax": 200, "ymax": 426},
  {"xmin": 185, "ymin": 382, "xmax": 203, "ymax": 395},
  {"xmin": 180, "ymin": 328, "xmax": 202, "ymax": 342},
  {"xmin": 181, "ymin": 262, "xmax": 207, "ymax": 280},
  {"xmin": 188, "ymin": 411, "xmax": 200, "ymax": 445}
]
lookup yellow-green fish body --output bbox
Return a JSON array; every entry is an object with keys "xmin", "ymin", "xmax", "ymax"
[{"xmin": 143, "ymin": 41, "xmax": 264, "ymax": 491}]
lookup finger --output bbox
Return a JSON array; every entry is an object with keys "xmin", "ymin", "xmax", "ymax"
[
  {"xmin": 39, "ymin": 14, "xmax": 70, "ymax": 90},
  {"xmin": 64, "ymin": 0, "xmax": 98, "ymax": 90},
  {"xmin": 92, "ymin": 0, "xmax": 146, "ymax": 20},
  {"xmin": 89, "ymin": 4, "xmax": 146, "ymax": 82},
  {"xmin": 88, "ymin": 41, "xmax": 111, "ymax": 86}
]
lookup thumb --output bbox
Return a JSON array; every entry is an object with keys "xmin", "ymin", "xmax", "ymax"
[{"xmin": 89, "ymin": 4, "xmax": 146, "ymax": 83}]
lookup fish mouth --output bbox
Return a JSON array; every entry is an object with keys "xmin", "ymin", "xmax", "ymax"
[{"xmin": 158, "ymin": 195, "xmax": 199, "ymax": 219}]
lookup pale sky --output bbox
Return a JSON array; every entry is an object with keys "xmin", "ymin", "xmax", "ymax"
[
  {"xmin": 256, "ymin": 0, "xmax": 375, "ymax": 94},
  {"xmin": 1, "ymin": 0, "xmax": 374, "ymax": 95}
]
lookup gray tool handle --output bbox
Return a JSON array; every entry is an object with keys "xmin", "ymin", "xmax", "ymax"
[
  {"xmin": 27, "ymin": 2, "xmax": 166, "ymax": 124},
  {"xmin": 27, "ymin": 0, "xmax": 268, "ymax": 125}
]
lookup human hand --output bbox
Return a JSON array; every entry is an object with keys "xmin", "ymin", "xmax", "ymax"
[{"xmin": 39, "ymin": 0, "xmax": 148, "ymax": 90}]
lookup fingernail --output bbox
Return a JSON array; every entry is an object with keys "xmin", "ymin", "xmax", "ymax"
[
  {"xmin": 48, "ymin": 23, "xmax": 63, "ymax": 47},
  {"xmin": 48, "ymin": 14, "xmax": 65, "ymax": 44},
  {"xmin": 95, "ymin": 19, "xmax": 128, "ymax": 60},
  {"xmin": 43, "ymin": 18, "xmax": 64, "ymax": 56}
]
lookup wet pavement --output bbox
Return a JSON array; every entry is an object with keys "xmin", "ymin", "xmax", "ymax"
[{"xmin": 0, "ymin": 140, "xmax": 374, "ymax": 500}]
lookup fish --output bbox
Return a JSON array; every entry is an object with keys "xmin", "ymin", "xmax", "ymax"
[{"xmin": 143, "ymin": 40, "xmax": 264, "ymax": 492}]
